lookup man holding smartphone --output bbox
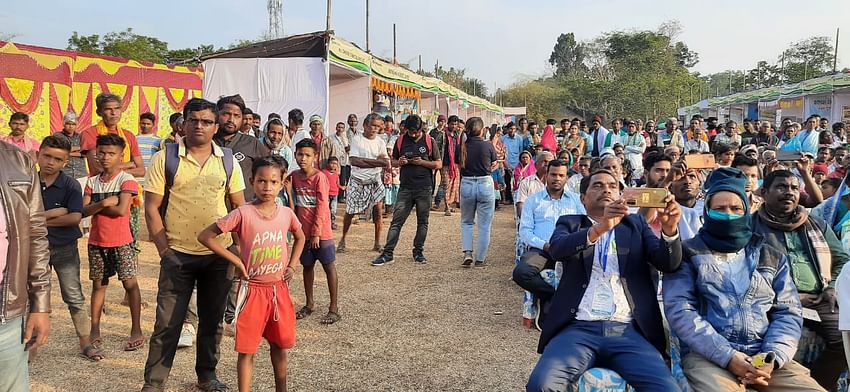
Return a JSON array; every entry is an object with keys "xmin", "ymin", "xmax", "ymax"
[{"xmin": 372, "ymin": 115, "xmax": 442, "ymax": 266}]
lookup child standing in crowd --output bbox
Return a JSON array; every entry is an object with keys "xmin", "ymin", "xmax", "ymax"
[
  {"xmin": 198, "ymin": 155, "xmax": 306, "ymax": 392},
  {"xmin": 82, "ymin": 134, "xmax": 144, "ymax": 352},
  {"xmin": 37, "ymin": 136, "xmax": 101, "ymax": 360},
  {"xmin": 292, "ymin": 139, "xmax": 341, "ymax": 325},
  {"xmin": 383, "ymin": 144, "xmax": 401, "ymax": 218},
  {"xmin": 322, "ymin": 156, "xmax": 344, "ymax": 230}
]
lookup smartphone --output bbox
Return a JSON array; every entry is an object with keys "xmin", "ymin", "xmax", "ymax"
[
  {"xmin": 404, "ymin": 152, "xmax": 414, "ymax": 159},
  {"xmin": 623, "ymin": 188, "xmax": 668, "ymax": 208},
  {"xmin": 684, "ymin": 154, "xmax": 716, "ymax": 169},
  {"xmin": 776, "ymin": 150, "xmax": 803, "ymax": 162}
]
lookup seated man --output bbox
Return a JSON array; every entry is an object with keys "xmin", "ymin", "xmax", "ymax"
[
  {"xmin": 752, "ymin": 170, "xmax": 849, "ymax": 390},
  {"xmin": 513, "ymin": 160, "xmax": 585, "ymax": 305},
  {"xmin": 664, "ymin": 167, "xmax": 824, "ymax": 392},
  {"xmin": 526, "ymin": 169, "xmax": 683, "ymax": 392}
]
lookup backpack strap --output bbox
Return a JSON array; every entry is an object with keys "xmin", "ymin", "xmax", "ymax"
[
  {"xmin": 395, "ymin": 134, "xmax": 434, "ymax": 156},
  {"xmin": 395, "ymin": 134, "xmax": 404, "ymax": 154},
  {"xmin": 222, "ymin": 147, "xmax": 234, "ymax": 192},
  {"xmin": 159, "ymin": 142, "xmax": 180, "ymax": 219}
]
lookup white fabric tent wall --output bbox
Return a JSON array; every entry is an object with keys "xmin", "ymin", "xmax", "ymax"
[
  {"xmin": 328, "ymin": 74, "xmax": 370, "ymax": 127},
  {"xmin": 202, "ymin": 57, "xmax": 329, "ymax": 127}
]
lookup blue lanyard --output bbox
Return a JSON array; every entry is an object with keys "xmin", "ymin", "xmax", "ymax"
[{"xmin": 596, "ymin": 229, "xmax": 614, "ymax": 272}]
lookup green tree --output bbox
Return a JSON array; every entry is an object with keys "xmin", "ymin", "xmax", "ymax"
[
  {"xmin": 549, "ymin": 33, "xmax": 587, "ymax": 78},
  {"xmin": 502, "ymin": 21, "xmax": 702, "ymax": 122},
  {"xmin": 101, "ymin": 29, "xmax": 169, "ymax": 63},
  {"xmin": 779, "ymin": 36, "xmax": 833, "ymax": 83},
  {"xmin": 166, "ymin": 45, "xmax": 216, "ymax": 66},
  {"xmin": 67, "ymin": 32, "xmax": 102, "ymax": 54}
]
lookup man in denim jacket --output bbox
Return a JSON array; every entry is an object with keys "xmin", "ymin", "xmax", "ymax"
[{"xmin": 663, "ymin": 167, "xmax": 824, "ymax": 392}]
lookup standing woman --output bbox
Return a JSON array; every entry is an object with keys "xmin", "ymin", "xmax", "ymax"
[
  {"xmin": 489, "ymin": 126, "xmax": 507, "ymax": 208},
  {"xmin": 459, "ymin": 117, "xmax": 498, "ymax": 267}
]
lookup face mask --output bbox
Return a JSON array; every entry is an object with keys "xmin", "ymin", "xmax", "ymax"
[{"xmin": 707, "ymin": 209, "xmax": 744, "ymax": 221}]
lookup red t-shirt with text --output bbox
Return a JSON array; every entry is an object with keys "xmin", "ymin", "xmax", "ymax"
[{"xmin": 216, "ymin": 204, "xmax": 302, "ymax": 283}]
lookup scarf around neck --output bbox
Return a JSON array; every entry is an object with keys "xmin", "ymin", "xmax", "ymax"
[{"xmin": 758, "ymin": 206, "xmax": 832, "ymax": 286}]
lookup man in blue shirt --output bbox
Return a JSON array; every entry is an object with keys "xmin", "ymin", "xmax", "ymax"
[
  {"xmin": 502, "ymin": 121, "xmax": 528, "ymax": 203},
  {"xmin": 513, "ymin": 160, "xmax": 585, "ymax": 300}
]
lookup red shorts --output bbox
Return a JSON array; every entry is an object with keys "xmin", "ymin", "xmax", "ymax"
[{"xmin": 233, "ymin": 280, "xmax": 296, "ymax": 354}]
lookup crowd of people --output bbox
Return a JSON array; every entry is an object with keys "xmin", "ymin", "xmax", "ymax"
[
  {"xmin": 2, "ymin": 89, "xmax": 850, "ymax": 392},
  {"xmin": 505, "ymin": 114, "xmax": 850, "ymax": 392}
]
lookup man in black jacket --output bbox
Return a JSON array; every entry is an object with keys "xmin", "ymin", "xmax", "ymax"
[{"xmin": 526, "ymin": 169, "xmax": 683, "ymax": 392}]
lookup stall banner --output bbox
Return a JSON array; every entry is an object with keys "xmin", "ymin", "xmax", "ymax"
[
  {"xmin": 806, "ymin": 94, "xmax": 832, "ymax": 119},
  {"xmin": 843, "ymin": 106, "xmax": 850, "ymax": 124},
  {"xmin": 0, "ymin": 41, "xmax": 203, "ymax": 141},
  {"xmin": 328, "ymin": 37, "xmax": 371, "ymax": 74}
]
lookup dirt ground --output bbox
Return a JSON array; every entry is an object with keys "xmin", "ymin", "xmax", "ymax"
[{"xmin": 29, "ymin": 205, "xmax": 540, "ymax": 391}]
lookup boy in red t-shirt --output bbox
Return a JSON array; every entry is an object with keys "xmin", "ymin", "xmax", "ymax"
[
  {"xmin": 291, "ymin": 139, "xmax": 340, "ymax": 325},
  {"xmin": 321, "ymin": 156, "xmax": 345, "ymax": 230},
  {"xmin": 82, "ymin": 134, "xmax": 144, "ymax": 352},
  {"xmin": 198, "ymin": 155, "xmax": 306, "ymax": 392}
]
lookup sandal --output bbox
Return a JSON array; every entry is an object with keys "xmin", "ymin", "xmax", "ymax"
[
  {"xmin": 295, "ymin": 306, "xmax": 314, "ymax": 320},
  {"xmin": 124, "ymin": 336, "xmax": 146, "ymax": 351},
  {"xmin": 336, "ymin": 242, "xmax": 346, "ymax": 253},
  {"xmin": 80, "ymin": 344, "xmax": 104, "ymax": 362},
  {"xmin": 320, "ymin": 311, "xmax": 341, "ymax": 325},
  {"xmin": 197, "ymin": 379, "xmax": 230, "ymax": 392},
  {"xmin": 372, "ymin": 244, "xmax": 382, "ymax": 252},
  {"xmin": 90, "ymin": 336, "xmax": 103, "ymax": 349}
]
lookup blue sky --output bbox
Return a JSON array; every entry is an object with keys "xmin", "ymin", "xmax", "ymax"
[{"xmin": 3, "ymin": 0, "xmax": 849, "ymax": 92}]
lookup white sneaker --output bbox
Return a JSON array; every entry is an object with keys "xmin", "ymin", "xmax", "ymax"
[{"xmin": 177, "ymin": 324, "xmax": 195, "ymax": 348}]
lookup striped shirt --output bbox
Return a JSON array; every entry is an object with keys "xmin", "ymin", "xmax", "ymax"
[{"xmin": 136, "ymin": 134, "xmax": 162, "ymax": 168}]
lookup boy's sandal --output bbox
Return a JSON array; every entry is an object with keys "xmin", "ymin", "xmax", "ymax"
[
  {"xmin": 91, "ymin": 337, "xmax": 103, "ymax": 349},
  {"xmin": 197, "ymin": 379, "xmax": 230, "ymax": 392},
  {"xmin": 295, "ymin": 306, "xmax": 314, "ymax": 320},
  {"xmin": 124, "ymin": 336, "xmax": 146, "ymax": 351},
  {"xmin": 320, "ymin": 311, "xmax": 341, "ymax": 325},
  {"xmin": 80, "ymin": 344, "xmax": 104, "ymax": 362}
]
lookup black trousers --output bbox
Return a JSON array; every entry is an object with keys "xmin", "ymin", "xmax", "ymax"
[
  {"xmin": 512, "ymin": 248, "xmax": 556, "ymax": 300},
  {"xmin": 382, "ymin": 186, "xmax": 432, "ymax": 257},
  {"xmin": 143, "ymin": 247, "xmax": 234, "ymax": 389},
  {"xmin": 339, "ymin": 165, "xmax": 352, "ymax": 201}
]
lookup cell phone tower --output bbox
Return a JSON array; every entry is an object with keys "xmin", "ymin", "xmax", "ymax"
[{"xmin": 268, "ymin": 0, "xmax": 283, "ymax": 38}]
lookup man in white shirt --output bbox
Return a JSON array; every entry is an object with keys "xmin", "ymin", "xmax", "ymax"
[{"xmin": 338, "ymin": 113, "xmax": 391, "ymax": 253}]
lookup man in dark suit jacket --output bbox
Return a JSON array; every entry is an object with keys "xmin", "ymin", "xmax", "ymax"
[{"xmin": 526, "ymin": 169, "xmax": 684, "ymax": 392}]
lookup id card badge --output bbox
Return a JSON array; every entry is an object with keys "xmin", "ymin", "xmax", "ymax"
[{"xmin": 590, "ymin": 280, "xmax": 616, "ymax": 317}]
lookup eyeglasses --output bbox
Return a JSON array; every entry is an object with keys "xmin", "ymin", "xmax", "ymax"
[{"xmin": 185, "ymin": 118, "xmax": 216, "ymax": 126}]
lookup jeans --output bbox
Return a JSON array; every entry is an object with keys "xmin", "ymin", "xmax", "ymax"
[
  {"xmin": 460, "ymin": 176, "xmax": 496, "ymax": 261},
  {"xmin": 143, "ymin": 248, "xmax": 233, "ymax": 389},
  {"xmin": 50, "ymin": 241, "xmax": 90, "ymax": 337},
  {"xmin": 382, "ymin": 187, "xmax": 432, "ymax": 258},
  {"xmin": 527, "ymin": 321, "xmax": 680, "ymax": 392},
  {"xmin": 0, "ymin": 317, "xmax": 27, "ymax": 391},
  {"xmin": 330, "ymin": 195, "xmax": 338, "ymax": 224},
  {"xmin": 433, "ymin": 172, "xmax": 445, "ymax": 207}
]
